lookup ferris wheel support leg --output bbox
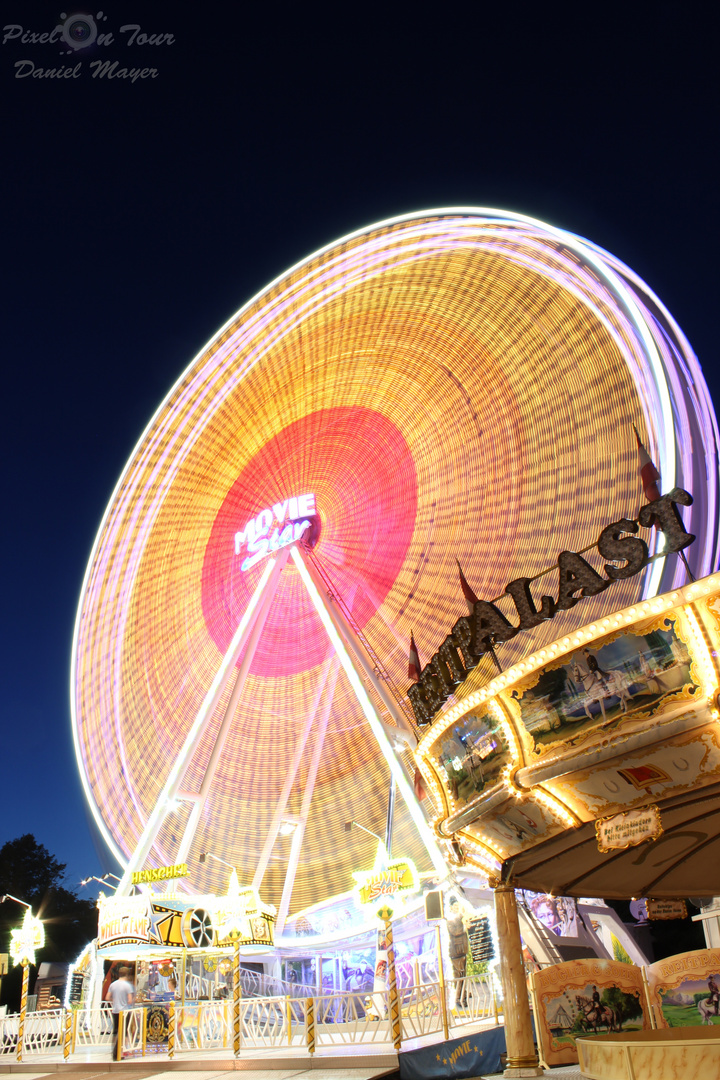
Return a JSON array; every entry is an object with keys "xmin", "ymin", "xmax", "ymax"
[
  {"xmin": 274, "ymin": 657, "xmax": 341, "ymax": 936},
  {"xmin": 173, "ymin": 547, "xmax": 290, "ymax": 871},
  {"xmin": 252, "ymin": 652, "xmax": 338, "ymax": 893},
  {"xmin": 115, "ymin": 555, "xmax": 283, "ymax": 896},
  {"xmin": 291, "ymin": 546, "xmax": 448, "ymax": 877},
  {"xmin": 299, "ymin": 555, "xmax": 416, "ymax": 743}
]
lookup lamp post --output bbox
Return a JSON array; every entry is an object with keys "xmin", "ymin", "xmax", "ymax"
[
  {"xmin": 80, "ymin": 874, "xmax": 119, "ymax": 890},
  {"xmin": 3, "ymin": 897, "xmax": 43, "ymax": 1063}
]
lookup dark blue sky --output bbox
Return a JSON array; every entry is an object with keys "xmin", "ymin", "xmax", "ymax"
[{"xmin": 1, "ymin": 2, "xmax": 717, "ymax": 899}]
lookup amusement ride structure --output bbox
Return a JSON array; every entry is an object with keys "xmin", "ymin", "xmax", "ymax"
[{"xmin": 71, "ymin": 209, "xmax": 720, "ymax": 934}]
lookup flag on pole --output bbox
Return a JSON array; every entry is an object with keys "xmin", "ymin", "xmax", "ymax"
[
  {"xmin": 456, "ymin": 559, "xmax": 479, "ymax": 614},
  {"xmin": 408, "ymin": 632, "xmax": 420, "ymax": 683},
  {"xmin": 633, "ymin": 425, "xmax": 661, "ymax": 503}
]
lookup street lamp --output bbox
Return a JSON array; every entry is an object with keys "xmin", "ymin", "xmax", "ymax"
[
  {"xmin": 0, "ymin": 894, "xmax": 31, "ymax": 909},
  {"xmin": 80, "ymin": 873, "xmax": 120, "ymax": 889},
  {"xmin": 3, "ymin": 897, "xmax": 44, "ymax": 1063},
  {"xmin": 344, "ymin": 820, "xmax": 385, "ymax": 845},
  {"xmin": 199, "ymin": 852, "xmax": 236, "ymax": 870}
]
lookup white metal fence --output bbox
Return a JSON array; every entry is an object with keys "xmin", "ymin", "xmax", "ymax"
[{"xmin": 0, "ymin": 973, "xmax": 498, "ymax": 1060}]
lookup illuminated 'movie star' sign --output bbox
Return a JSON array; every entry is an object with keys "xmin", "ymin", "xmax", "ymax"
[{"xmin": 235, "ymin": 493, "xmax": 316, "ymax": 572}]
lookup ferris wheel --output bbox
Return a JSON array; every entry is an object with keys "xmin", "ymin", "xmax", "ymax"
[{"xmin": 71, "ymin": 209, "xmax": 719, "ymax": 924}]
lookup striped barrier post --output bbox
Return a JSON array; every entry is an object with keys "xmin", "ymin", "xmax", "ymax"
[
  {"xmin": 168, "ymin": 1001, "xmax": 175, "ymax": 1059},
  {"xmin": 63, "ymin": 1008, "xmax": 73, "ymax": 1060},
  {"xmin": 16, "ymin": 960, "xmax": 29, "ymax": 1061},
  {"xmin": 233, "ymin": 940, "xmax": 241, "ymax": 1057},
  {"xmin": 384, "ymin": 918, "xmax": 402, "ymax": 1051},
  {"xmin": 116, "ymin": 1011, "xmax": 124, "ymax": 1061},
  {"xmin": 305, "ymin": 996, "xmax": 315, "ymax": 1054}
]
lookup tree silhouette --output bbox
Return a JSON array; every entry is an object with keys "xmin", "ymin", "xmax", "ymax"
[{"xmin": 0, "ymin": 835, "xmax": 97, "ymax": 1012}]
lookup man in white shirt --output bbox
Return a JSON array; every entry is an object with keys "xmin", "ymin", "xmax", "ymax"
[{"xmin": 106, "ymin": 965, "xmax": 134, "ymax": 1058}]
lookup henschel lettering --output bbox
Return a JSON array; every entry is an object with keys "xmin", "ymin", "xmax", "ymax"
[{"xmin": 408, "ymin": 489, "xmax": 695, "ymax": 725}]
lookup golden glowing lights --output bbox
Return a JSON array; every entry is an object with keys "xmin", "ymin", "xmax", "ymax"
[
  {"xmin": 71, "ymin": 211, "xmax": 716, "ymax": 914},
  {"xmin": 418, "ymin": 575, "xmax": 720, "ymax": 876},
  {"xmin": 10, "ymin": 909, "xmax": 44, "ymax": 967}
]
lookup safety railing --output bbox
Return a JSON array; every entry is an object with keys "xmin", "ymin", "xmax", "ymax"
[
  {"xmin": 11, "ymin": 973, "xmax": 500, "ymax": 1060},
  {"xmin": 0, "ymin": 1008, "xmax": 65, "ymax": 1056},
  {"xmin": 399, "ymin": 980, "xmax": 444, "ymax": 1039},
  {"xmin": 448, "ymin": 975, "xmax": 498, "ymax": 1023},
  {"xmin": 73, "ymin": 1006, "xmax": 113, "ymax": 1048},
  {"xmin": 240, "ymin": 995, "xmax": 293, "ymax": 1048},
  {"xmin": 0, "ymin": 1013, "xmax": 19, "ymax": 1056},
  {"xmin": 174, "ymin": 1002, "xmax": 231, "ymax": 1050},
  {"xmin": 314, "ymin": 989, "xmax": 392, "ymax": 1047},
  {"xmin": 119, "ymin": 1006, "xmax": 146, "ymax": 1059}
]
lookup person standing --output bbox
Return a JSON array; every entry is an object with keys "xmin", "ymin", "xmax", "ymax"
[
  {"xmin": 106, "ymin": 965, "xmax": 134, "ymax": 1058},
  {"xmin": 447, "ymin": 896, "xmax": 470, "ymax": 1008}
]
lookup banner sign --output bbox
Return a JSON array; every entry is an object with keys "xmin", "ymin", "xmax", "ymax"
[
  {"xmin": 595, "ymin": 806, "xmax": 662, "ymax": 852},
  {"xmin": 131, "ymin": 862, "xmax": 188, "ymax": 885},
  {"xmin": 408, "ymin": 489, "xmax": 695, "ymax": 725},
  {"xmin": 234, "ymin": 493, "xmax": 317, "ymax": 571},
  {"xmin": 399, "ymin": 1025, "xmax": 507, "ymax": 1080},
  {"xmin": 352, "ymin": 844, "xmax": 420, "ymax": 915},
  {"xmin": 98, "ymin": 896, "xmax": 152, "ymax": 948},
  {"xmin": 213, "ymin": 883, "xmax": 275, "ymax": 947},
  {"xmin": 467, "ymin": 916, "xmax": 495, "ymax": 964},
  {"xmin": 646, "ymin": 899, "xmax": 688, "ymax": 921}
]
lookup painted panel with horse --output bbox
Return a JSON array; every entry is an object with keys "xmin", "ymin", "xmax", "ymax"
[
  {"xmin": 646, "ymin": 949, "xmax": 720, "ymax": 1029},
  {"xmin": 507, "ymin": 610, "xmax": 699, "ymax": 761},
  {"xmin": 530, "ymin": 958, "xmax": 652, "ymax": 1068}
]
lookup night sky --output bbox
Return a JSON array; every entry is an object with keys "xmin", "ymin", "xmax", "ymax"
[{"xmin": 1, "ymin": 2, "xmax": 717, "ymax": 899}]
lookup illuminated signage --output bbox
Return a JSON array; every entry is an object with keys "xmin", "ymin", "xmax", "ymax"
[
  {"xmin": 409, "ymin": 488, "xmax": 696, "ymax": 725},
  {"xmin": 10, "ymin": 910, "xmax": 44, "ymax": 967},
  {"xmin": 131, "ymin": 862, "xmax": 188, "ymax": 885},
  {"xmin": 353, "ymin": 843, "xmax": 420, "ymax": 917},
  {"xmin": 234, "ymin": 493, "xmax": 316, "ymax": 571},
  {"xmin": 97, "ymin": 896, "xmax": 151, "ymax": 948},
  {"xmin": 212, "ymin": 873, "xmax": 275, "ymax": 947}
]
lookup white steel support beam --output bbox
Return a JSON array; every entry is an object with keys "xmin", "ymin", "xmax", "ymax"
[
  {"xmin": 291, "ymin": 545, "xmax": 448, "ymax": 876},
  {"xmin": 274, "ymin": 659, "xmax": 341, "ymax": 936},
  {"xmin": 252, "ymin": 653, "xmax": 339, "ymax": 892},
  {"xmin": 303, "ymin": 561, "xmax": 415, "ymax": 744},
  {"xmin": 116, "ymin": 555, "xmax": 281, "ymax": 896},
  {"xmin": 173, "ymin": 548, "xmax": 290, "ymax": 870}
]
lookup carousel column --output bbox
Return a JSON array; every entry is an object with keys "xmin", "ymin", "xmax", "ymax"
[{"xmin": 494, "ymin": 883, "xmax": 543, "ymax": 1077}]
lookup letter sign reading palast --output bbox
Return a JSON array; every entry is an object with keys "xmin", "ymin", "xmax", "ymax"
[
  {"xmin": 408, "ymin": 489, "xmax": 695, "ymax": 726},
  {"xmin": 235, "ymin": 493, "xmax": 316, "ymax": 571}
]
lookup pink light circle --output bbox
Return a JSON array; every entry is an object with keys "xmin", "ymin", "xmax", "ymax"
[{"xmin": 201, "ymin": 405, "xmax": 418, "ymax": 677}]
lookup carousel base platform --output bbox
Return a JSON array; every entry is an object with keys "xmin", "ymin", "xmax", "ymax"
[{"xmin": 577, "ymin": 1027, "xmax": 720, "ymax": 1080}]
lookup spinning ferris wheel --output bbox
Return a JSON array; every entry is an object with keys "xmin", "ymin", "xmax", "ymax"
[{"xmin": 71, "ymin": 209, "xmax": 719, "ymax": 925}]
